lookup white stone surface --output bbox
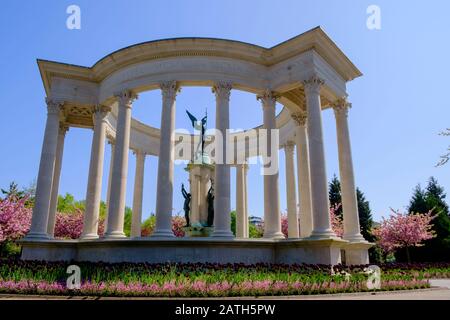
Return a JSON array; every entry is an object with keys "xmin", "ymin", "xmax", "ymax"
[
  {"xmin": 105, "ymin": 92, "xmax": 136, "ymax": 239},
  {"xmin": 82, "ymin": 105, "xmax": 110, "ymax": 240},
  {"xmin": 131, "ymin": 150, "xmax": 146, "ymax": 238},
  {"xmin": 47, "ymin": 124, "xmax": 68, "ymax": 237},
  {"xmin": 333, "ymin": 100, "xmax": 365, "ymax": 242},
  {"xmin": 304, "ymin": 77, "xmax": 335, "ymax": 239},
  {"xmin": 27, "ymin": 99, "xmax": 63, "ymax": 240},
  {"xmin": 284, "ymin": 141, "xmax": 299, "ymax": 238},
  {"xmin": 259, "ymin": 90, "xmax": 284, "ymax": 239},
  {"xmin": 211, "ymin": 82, "xmax": 234, "ymax": 238},
  {"xmin": 292, "ymin": 111, "xmax": 314, "ymax": 238},
  {"xmin": 153, "ymin": 82, "xmax": 178, "ymax": 238}
]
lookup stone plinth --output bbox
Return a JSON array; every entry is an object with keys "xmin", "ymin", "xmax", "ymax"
[
  {"xmin": 185, "ymin": 161, "xmax": 215, "ymax": 227},
  {"xmin": 20, "ymin": 238, "xmax": 351, "ymax": 265}
]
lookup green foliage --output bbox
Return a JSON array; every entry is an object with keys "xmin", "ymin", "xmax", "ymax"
[
  {"xmin": 249, "ymin": 223, "xmax": 264, "ymax": 238},
  {"xmin": 329, "ymin": 175, "xmax": 342, "ymax": 217},
  {"xmin": 230, "ymin": 211, "xmax": 263, "ymax": 238},
  {"xmin": 404, "ymin": 177, "xmax": 450, "ymax": 262},
  {"xmin": 1, "ymin": 182, "xmax": 25, "ymax": 201},
  {"xmin": 328, "ymin": 175, "xmax": 374, "ymax": 242},
  {"xmin": 123, "ymin": 207, "xmax": 133, "ymax": 237},
  {"xmin": 230, "ymin": 211, "xmax": 236, "ymax": 236},
  {"xmin": 56, "ymin": 193, "xmax": 85, "ymax": 213},
  {"xmin": 357, "ymin": 188, "xmax": 374, "ymax": 242}
]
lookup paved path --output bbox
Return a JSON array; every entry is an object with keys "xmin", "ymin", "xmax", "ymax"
[{"xmin": 1, "ymin": 280, "xmax": 450, "ymax": 300}]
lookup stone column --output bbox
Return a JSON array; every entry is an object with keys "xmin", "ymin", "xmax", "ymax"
[
  {"xmin": 104, "ymin": 138, "xmax": 115, "ymax": 231},
  {"xmin": 236, "ymin": 164, "xmax": 245, "ymax": 238},
  {"xmin": 284, "ymin": 141, "xmax": 299, "ymax": 238},
  {"xmin": 27, "ymin": 99, "xmax": 63, "ymax": 239},
  {"xmin": 292, "ymin": 111, "xmax": 313, "ymax": 238},
  {"xmin": 303, "ymin": 77, "xmax": 335, "ymax": 239},
  {"xmin": 333, "ymin": 99, "xmax": 365, "ymax": 242},
  {"xmin": 153, "ymin": 81, "xmax": 179, "ymax": 238},
  {"xmin": 211, "ymin": 82, "xmax": 234, "ymax": 238},
  {"xmin": 82, "ymin": 105, "xmax": 110, "ymax": 239},
  {"xmin": 243, "ymin": 163, "xmax": 249, "ymax": 238},
  {"xmin": 47, "ymin": 124, "xmax": 69, "ymax": 237},
  {"xmin": 258, "ymin": 90, "xmax": 284, "ymax": 239},
  {"xmin": 105, "ymin": 91, "xmax": 137, "ymax": 239},
  {"xmin": 131, "ymin": 150, "xmax": 146, "ymax": 238}
]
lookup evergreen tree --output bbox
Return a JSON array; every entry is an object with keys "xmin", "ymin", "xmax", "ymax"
[
  {"xmin": 328, "ymin": 175, "xmax": 374, "ymax": 242},
  {"xmin": 408, "ymin": 184, "xmax": 428, "ymax": 214},
  {"xmin": 405, "ymin": 177, "xmax": 450, "ymax": 262},
  {"xmin": 356, "ymin": 188, "xmax": 374, "ymax": 241},
  {"xmin": 329, "ymin": 175, "xmax": 342, "ymax": 217}
]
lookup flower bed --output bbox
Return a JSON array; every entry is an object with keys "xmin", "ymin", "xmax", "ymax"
[{"xmin": 0, "ymin": 260, "xmax": 443, "ymax": 297}]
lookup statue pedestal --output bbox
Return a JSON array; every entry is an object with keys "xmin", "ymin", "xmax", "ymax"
[
  {"xmin": 185, "ymin": 160, "xmax": 215, "ymax": 230},
  {"xmin": 183, "ymin": 224, "xmax": 214, "ymax": 237}
]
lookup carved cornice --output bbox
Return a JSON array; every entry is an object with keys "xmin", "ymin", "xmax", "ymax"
[
  {"xmin": 212, "ymin": 81, "xmax": 233, "ymax": 101},
  {"xmin": 291, "ymin": 110, "xmax": 307, "ymax": 126}
]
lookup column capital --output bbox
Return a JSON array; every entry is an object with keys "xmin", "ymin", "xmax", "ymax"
[
  {"xmin": 106, "ymin": 128, "xmax": 115, "ymax": 144},
  {"xmin": 132, "ymin": 148, "xmax": 147, "ymax": 157},
  {"xmin": 302, "ymin": 76, "xmax": 325, "ymax": 95},
  {"xmin": 59, "ymin": 123, "xmax": 70, "ymax": 135},
  {"xmin": 283, "ymin": 140, "xmax": 296, "ymax": 153},
  {"xmin": 332, "ymin": 98, "xmax": 352, "ymax": 118},
  {"xmin": 114, "ymin": 90, "xmax": 138, "ymax": 108},
  {"xmin": 257, "ymin": 89, "xmax": 279, "ymax": 108},
  {"xmin": 93, "ymin": 105, "xmax": 112, "ymax": 123},
  {"xmin": 45, "ymin": 98, "xmax": 64, "ymax": 115},
  {"xmin": 212, "ymin": 81, "xmax": 233, "ymax": 101},
  {"xmin": 291, "ymin": 110, "xmax": 307, "ymax": 126},
  {"xmin": 160, "ymin": 81, "xmax": 180, "ymax": 102}
]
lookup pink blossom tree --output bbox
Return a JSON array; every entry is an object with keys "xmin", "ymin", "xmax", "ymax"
[
  {"xmin": 281, "ymin": 214, "xmax": 288, "ymax": 238},
  {"xmin": 371, "ymin": 209, "xmax": 436, "ymax": 262},
  {"xmin": 171, "ymin": 216, "xmax": 186, "ymax": 237},
  {"xmin": 280, "ymin": 205, "xmax": 343, "ymax": 239},
  {"xmin": 330, "ymin": 204, "xmax": 344, "ymax": 238},
  {"xmin": 54, "ymin": 210, "xmax": 105, "ymax": 239},
  {"xmin": 0, "ymin": 196, "xmax": 32, "ymax": 245}
]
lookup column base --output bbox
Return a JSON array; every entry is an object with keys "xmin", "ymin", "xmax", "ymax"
[
  {"xmin": 307, "ymin": 229, "xmax": 339, "ymax": 240},
  {"xmin": 211, "ymin": 229, "xmax": 234, "ymax": 238},
  {"xmin": 151, "ymin": 229, "xmax": 175, "ymax": 238},
  {"xmin": 102, "ymin": 231, "xmax": 126, "ymax": 239},
  {"xmin": 80, "ymin": 233, "xmax": 100, "ymax": 240},
  {"xmin": 344, "ymin": 241, "xmax": 374, "ymax": 265},
  {"xmin": 24, "ymin": 232, "xmax": 50, "ymax": 240},
  {"xmin": 263, "ymin": 231, "xmax": 285, "ymax": 240},
  {"xmin": 343, "ymin": 233, "xmax": 367, "ymax": 243}
]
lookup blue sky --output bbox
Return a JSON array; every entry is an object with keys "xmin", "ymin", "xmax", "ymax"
[{"xmin": 0, "ymin": 0, "xmax": 449, "ymax": 222}]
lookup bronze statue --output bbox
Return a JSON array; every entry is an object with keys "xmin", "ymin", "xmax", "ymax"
[
  {"xmin": 181, "ymin": 183, "xmax": 191, "ymax": 227},
  {"xmin": 186, "ymin": 109, "xmax": 207, "ymax": 160},
  {"xmin": 206, "ymin": 182, "xmax": 214, "ymax": 227}
]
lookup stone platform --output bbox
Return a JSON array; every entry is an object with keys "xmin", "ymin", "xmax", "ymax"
[{"xmin": 20, "ymin": 238, "xmax": 371, "ymax": 265}]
